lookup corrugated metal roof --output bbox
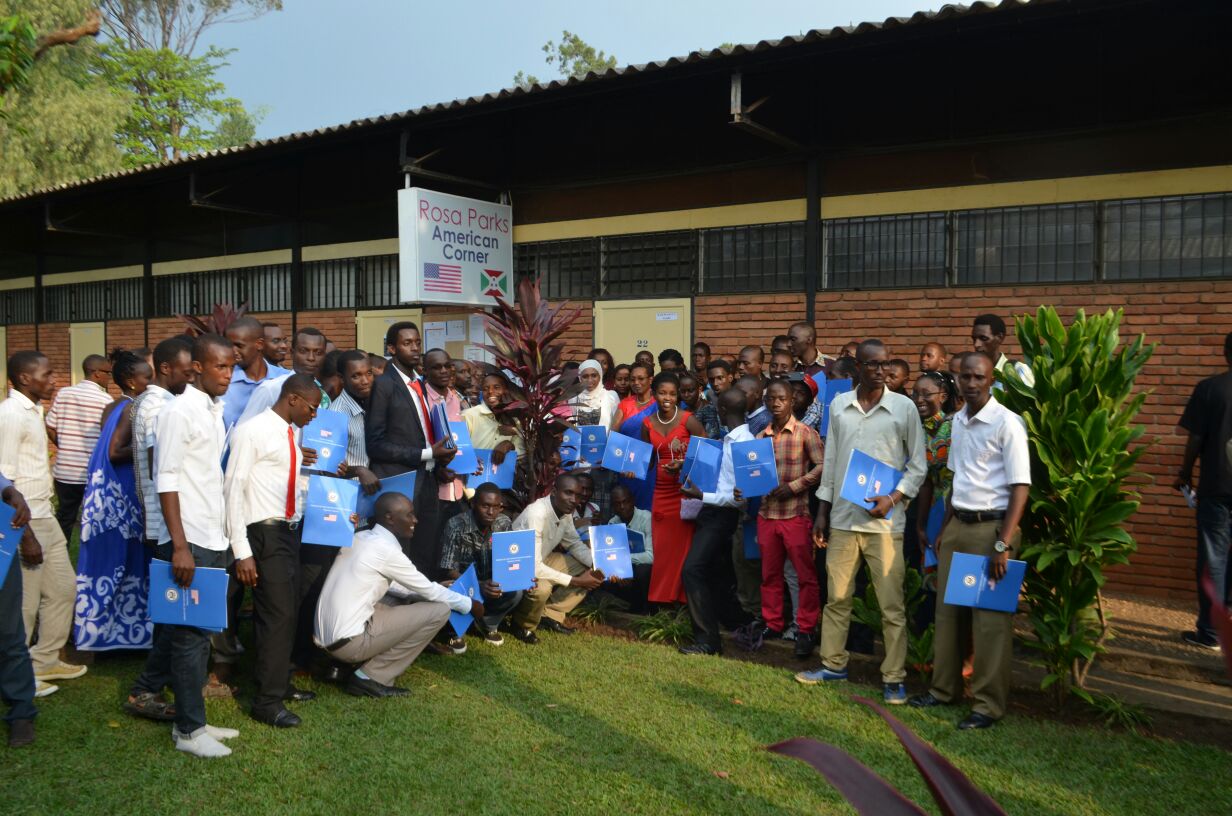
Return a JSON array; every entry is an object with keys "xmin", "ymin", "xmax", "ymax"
[{"xmin": 1, "ymin": 0, "xmax": 1046, "ymax": 206}]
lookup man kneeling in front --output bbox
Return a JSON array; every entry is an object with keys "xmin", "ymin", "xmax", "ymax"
[{"xmin": 314, "ymin": 493, "xmax": 483, "ymax": 697}]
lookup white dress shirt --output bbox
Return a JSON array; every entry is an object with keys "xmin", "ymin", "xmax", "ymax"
[
  {"xmin": 607, "ymin": 507, "xmax": 654, "ymax": 566},
  {"xmin": 225, "ymin": 408, "xmax": 303, "ymax": 560},
  {"xmin": 817, "ymin": 387, "xmax": 926, "ymax": 535},
  {"xmin": 948, "ymin": 397, "xmax": 1032, "ymax": 512},
  {"xmin": 314, "ymin": 523, "xmax": 472, "ymax": 646},
  {"xmin": 391, "ymin": 365, "xmax": 435, "ymax": 467},
  {"xmin": 133, "ymin": 385, "xmax": 171, "ymax": 542},
  {"xmin": 513, "ymin": 495, "xmax": 594, "ymax": 587},
  {"xmin": 155, "ymin": 384, "xmax": 228, "ymax": 551},
  {"xmin": 0, "ymin": 389, "xmax": 54, "ymax": 519},
  {"xmin": 702, "ymin": 423, "xmax": 754, "ymax": 508}
]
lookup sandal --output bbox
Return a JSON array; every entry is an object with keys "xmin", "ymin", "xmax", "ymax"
[{"xmin": 123, "ymin": 692, "xmax": 176, "ymax": 721}]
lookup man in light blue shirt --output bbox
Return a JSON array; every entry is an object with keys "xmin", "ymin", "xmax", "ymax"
[
  {"xmin": 221, "ymin": 317, "xmax": 286, "ymax": 431},
  {"xmin": 679, "ymin": 388, "xmax": 751, "ymax": 655}
]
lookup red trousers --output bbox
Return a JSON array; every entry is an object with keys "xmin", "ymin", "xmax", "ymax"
[{"xmin": 758, "ymin": 515, "xmax": 820, "ymax": 633}]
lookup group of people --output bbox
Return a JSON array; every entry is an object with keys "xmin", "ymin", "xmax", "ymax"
[{"xmin": 0, "ymin": 307, "xmax": 1075, "ymax": 754}]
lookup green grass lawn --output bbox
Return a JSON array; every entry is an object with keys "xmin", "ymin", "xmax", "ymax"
[{"xmin": 4, "ymin": 630, "xmax": 1229, "ymax": 816}]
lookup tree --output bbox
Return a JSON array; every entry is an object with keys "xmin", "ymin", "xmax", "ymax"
[
  {"xmin": 1, "ymin": 6, "xmax": 100, "ymax": 96},
  {"xmin": 97, "ymin": 1, "xmax": 278, "ymax": 163},
  {"xmin": 212, "ymin": 102, "xmax": 264, "ymax": 148},
  {"xmin": 0, "ymin": 1, "xmax": 126, "ymax": 197},
  {"xmin": 514, "ymin": 30, "xmax": 616, "ymax": 87}
]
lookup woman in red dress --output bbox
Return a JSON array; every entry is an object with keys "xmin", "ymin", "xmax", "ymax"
[{"xmin": 641, "ymin": 372, "xmax": 708, "ymax": 605}]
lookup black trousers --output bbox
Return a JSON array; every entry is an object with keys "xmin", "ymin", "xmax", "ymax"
[
  {"xmin": 683, "ymin": 506, "xmax": 742, "ymax": 650},
  {"xmin": 53, "ymin": 480, "xmax": 85, "ymax": 543},
  {"xmin": 250, "ymin": 522, "xmax": 300, "ymax": 717},
  {"xmin": 0, "ymin": 554, "xmax": 36, "ymax": 723},
  {"xmin": 292, "ymin": 540, "xmax": 337, "ymax": 671}
]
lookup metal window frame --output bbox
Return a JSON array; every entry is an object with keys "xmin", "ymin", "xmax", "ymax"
[{"xmin": 699, "ymin": 221, "xmax": 806, "ymax": 294}]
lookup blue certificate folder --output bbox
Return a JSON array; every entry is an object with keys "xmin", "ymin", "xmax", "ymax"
[
  {"xmin": 731, "ymin": 438, "xmax": 778, "ymax": 498},
  {"xmin": 627, "ymin": 529, "xmax": 646, "ymax": 555},
  {"xmin": 679, "ymin": 437, "xmax": 722, "ymax": 493},
  {"xmin": 580, "ymin": 426, "xmax": 608, "ymax": 464},
  {"xmin": 601, "ymin": 431, "xmax": 653, "ymax": 480},
  {"xmin": 429, "ymin": 403, "xmax": 456, "ymax": 451},
  {"xmin": 491, "ymin": 529, "xmax": 535, "ymax": 592},
  {"xmin": 560, "ymin": 428, "xmax": 581, "ymax": 470},
  {"xmin": 447, "ymin": 564, "xmax": 480, "ymax": 636},
  {"xmin": 589, "ymin": 524, "xmax": 634, "ymax": 580},
  {"xmin": 148, "ymin": 559, "xmax": 228, "ymax": 632},
  {"xmin": 302, "ymin": 475, "xmax": 358, "ymax": 547},
  {"xmin": 0, "ymin": 502, "xmax": 24, "ymax": 590},
  {"xmin": 943, "ymin": 552, "xmax": 1026, "ymax": 613},
  {"xmin": 839, "ymin": 449, "xmax": 904, "ymax": 520},
  {"xmin": 807, "ymin": 377, "xmax": 852, "ymax": 437},
  {"xmin": 742, "ymin": 497, "xmax": 762, "ymax": 560},
  {"xmin": 447, "ymin": 420, "xmax": 478, "ymax": 476},
  {"xmin": 469, "ymin": 449, "xmax": 517, "ymax": 490},
  {"xmin": 923, "ymin": 498, "xmax": 946, "ymax": 568},
  {"xmin": 302, "ymin": 410, "xmax": 348, "ymax": 472},
  {"xmin": 356, "ymin": 471, "xmax": 417, "ymax": 520}
]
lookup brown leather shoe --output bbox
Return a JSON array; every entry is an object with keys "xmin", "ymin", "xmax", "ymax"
[{"xmin": 202, "ymin": 673, "xmax": 237, "ymax": 699}]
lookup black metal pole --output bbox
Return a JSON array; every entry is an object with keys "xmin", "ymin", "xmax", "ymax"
[{"xmin": 804, "ymin": 156, "xmax": 821, "ymax": 325}]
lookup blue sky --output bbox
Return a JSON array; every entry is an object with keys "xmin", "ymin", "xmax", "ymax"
[{"xmin": 208, "ymin": 0, "xmax": 935, "ymax": 140}]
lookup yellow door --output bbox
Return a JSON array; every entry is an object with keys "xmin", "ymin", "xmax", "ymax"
[
  {"xmin": 355, "ymin": 309, "xmax": 423, "ymax": 357},
  {"xmin": 593, "ymin": 298, "xmax": 691, "ymax": 366},
  {"xmin": 69, "ymin": 322, "xmax": 106, "ymax": 385}
]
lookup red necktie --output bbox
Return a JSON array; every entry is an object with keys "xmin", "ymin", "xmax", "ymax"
[
  {"xmin": 410, "ymin": 381, "xmax": 436, "ymax": 444},
  {"xmin": 285, "ymin": 425, "xmax": 297, "ymax": 519}
]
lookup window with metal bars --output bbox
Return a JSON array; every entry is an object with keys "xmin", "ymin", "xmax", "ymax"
[
  {"xmin": 0, "ymin": 289, "xmax": 35, "ymax": 325},
  {"xmin": 1103, "ymin": 193, "xmax": 1232, "ymax": 280},
  {"xmin": 825, "ymin": 213, "xmax": 947, "ymax": 289},
  {"xmin": 42, "ymin": 278, "xmax": 144, "ymax": 322},
  {"xmin": 601, "ymin": 231, "xmax": 695, "ymax": 297},
  {"xmin": 956, "ymin": 203, "xmax": 1095, "ymax": 284},
  {"xmin": 700, "ymin": 222, "xmax": 805, "ymax": 293},
  {"xmin": 152, "ymin": 264, "xmax": 291, "ymax": 316},
  {"xmin": 514, "ymin": 239, "xmax": 597, "ymax": 300}
]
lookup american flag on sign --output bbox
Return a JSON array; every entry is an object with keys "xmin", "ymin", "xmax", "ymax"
[{"xmin": 423, "ymin": 262, "xmax": 463, "ymax": 294}]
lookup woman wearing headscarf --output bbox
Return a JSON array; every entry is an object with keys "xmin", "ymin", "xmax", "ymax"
[{"xmin": 570, "ymin": 359, "xmax": 620, "ymax": 516}]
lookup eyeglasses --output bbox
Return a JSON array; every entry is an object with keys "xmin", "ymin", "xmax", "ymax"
[
  {"xmin": 862, "ymin": 360, "xmax": 891, "ymax": 370},
  {"xmin": 910, "ymin": 390, "xmax": 942, "ymax": 400}
]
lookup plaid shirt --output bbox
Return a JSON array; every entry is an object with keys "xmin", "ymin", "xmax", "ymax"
[
  {"xmin": 439, "ymin": 510, "xmax": 512, "ymax": 581},
  {"xmin": 757, "ymin": 415, "xmax": 824, "ymax": 520}
]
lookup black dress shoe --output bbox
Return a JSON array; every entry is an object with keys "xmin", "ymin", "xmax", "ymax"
[
  {"xmin": 793, "ymin": 633, "xmax": 816, "ymax": 659},
  {"xmin": 318, "ymin": 664, "xmax": 350, "ymax": 684},
  {"xmin": 678, "ymin": 643, "xmax": 721, "ymax": 656},
  {"xmin": 510, "ymin": 627, "xmax": 539, "ymax": 645},
  {"xmin": 345, "ymin": 675, "xmax": 409, "ymax": 698},
  {"xmin": 7, "ymin": 718, "xmax": 34, "ymax": 747},
  {"xmin": 957, "ymin": 712, "xmax": 997, "ymax": 730},
  {"xmin": 908, "ymin": 692, "xmax": 946, "ymax": 708},
  {"xmin": 283, "ymin": 686, "xmax": 317, "ymax": 703},
  {"xmin": 537, "ymin": 618, "xmax": 576, "ymax": 635},
  {"xmin": 253, "ymin": 708, "xmax": 301, "ymax": 728}
]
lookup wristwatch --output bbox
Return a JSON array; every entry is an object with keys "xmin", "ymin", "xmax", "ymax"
[{"xmin": 993, "ymin": 540, "xmax": 1009, "ymax": 554}]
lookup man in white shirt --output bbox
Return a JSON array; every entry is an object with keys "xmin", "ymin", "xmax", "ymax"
[
  {"xmin": 800, "ymin": 339, "xmax": 926, "ymax": 705},
  {"xmin": 0, "ymin": 351, "xmax": 84, "ymax": 691},
  {"xmin": 316, "ymin": 492, "xmax": 479, "ymax": 698},
  {"xmin": 130, "ymin": 334, "xmax": 237, "ymax": 759},
  {"xmin": 910, "ymin": 352, "xmax": 1030, "ymax": 729},
  {"xmin": 508, "ymin": 473, "xmax": 603, "ymax": 642},
  {"xmin": 45, "ymin": 354, "xmax": 113, "ymax": 542},
  {"xmin": 679, "ymin": 388, "xmax": 749, "ymax": 655},
  {"xmin": 226, "ymin": 374, "xmax": 323, "ymax": 729}
]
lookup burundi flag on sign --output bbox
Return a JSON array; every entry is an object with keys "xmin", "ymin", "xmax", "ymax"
[{"xmin": 481, "ymin": 268, "xmax": 508, "ymax": 298}]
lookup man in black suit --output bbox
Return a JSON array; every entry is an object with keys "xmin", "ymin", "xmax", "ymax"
[{"xmin": 366, "ymin": 322, "xmax": 456, "ymax": 576}]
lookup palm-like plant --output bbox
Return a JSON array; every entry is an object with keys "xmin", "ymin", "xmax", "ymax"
[
  {"xmin": 479, "ymin": 277, "xmax": 580, "ymax": 503},
  {"xmin": 178, "ymin": 301, "xmax": 248, "ymax": 336}
]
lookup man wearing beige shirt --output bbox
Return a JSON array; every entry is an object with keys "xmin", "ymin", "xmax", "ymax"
[
  {"xmin": 0, "ymin": 351, "xmax": 84, "ymax": 693},
  {"xmin": 797, "ymin": 339, "xmax": 925, "ymax": 705},
  {"xmin": 508, "ymin": 473, "xmax": 603, "ymax": 642}
]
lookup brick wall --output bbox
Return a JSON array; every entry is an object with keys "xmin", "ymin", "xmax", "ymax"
[
  {"xmin": 36, "ymin": 323, "xmax": 71, "ymax": 394},
  {"xmin": 695, "ymin": 294, "xmax": 809, "ymax": 360},
  {"xmin": 297, "ymin": 310, "xmax": 356, "ymax": 349}
]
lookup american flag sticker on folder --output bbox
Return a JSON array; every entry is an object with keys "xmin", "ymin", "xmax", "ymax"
[{"xmin": 423, "ymin": 262, "xmax": 463, "ymax": 294}]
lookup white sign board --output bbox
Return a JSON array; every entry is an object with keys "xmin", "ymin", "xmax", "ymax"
[{"xmin": 397, "ymin": 187, "xmax": 513, "ymax": 306}]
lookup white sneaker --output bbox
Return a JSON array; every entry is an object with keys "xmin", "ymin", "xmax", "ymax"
[
  {"xmin": 34, "ymin": 680, "xmax": 59, "ymax": 698},
  {"xmin": 36, "ymin": 661, "xmax": 87, "ymax": 681},
  {"xmin": 179, "ymin": 724, "xmax": 238, "ymax": 741},
  {"xmin": 173, "ymin": 730, "xmax": 232, "ymax": 758}
]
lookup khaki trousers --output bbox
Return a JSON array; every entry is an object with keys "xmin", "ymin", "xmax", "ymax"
[
  {"xmin": 930, "ymin": 519, "xmax": 1019, "ymax": 720},
  {"xmin": 512, "ymin": 552, "xmax": 589, "ymax": 630},
  {"xmin": 820, "ymin": 529, "xmax": 907, "ymax": 684},
  {"xmin": 21, "ymin": 517, "xmax": 76, "ymax": 674},
  {"xmin": 331, "ymin": 598, "xmax": 451, "ymax": 686}
]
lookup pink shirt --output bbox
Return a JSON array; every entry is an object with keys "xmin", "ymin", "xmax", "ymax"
[
  {"xmin": 426, "ymin": 384, "xmax": 466, "ymax": 502},
  {"xmin": 47, "ymin": 379, "xmax": 112, "ymax": 484}
]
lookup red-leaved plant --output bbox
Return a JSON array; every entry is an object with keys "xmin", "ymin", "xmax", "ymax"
[
  {"xmin": 178, "ymin": 301, "xmax": 249, "ymax": 336},
  {"xmin": 479, "ymin": 277, "xmax": 580, "ymax": 504},
  {"xmin": 769, "ymin": 696, "xmax": 1007, "ymax": 816}
]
